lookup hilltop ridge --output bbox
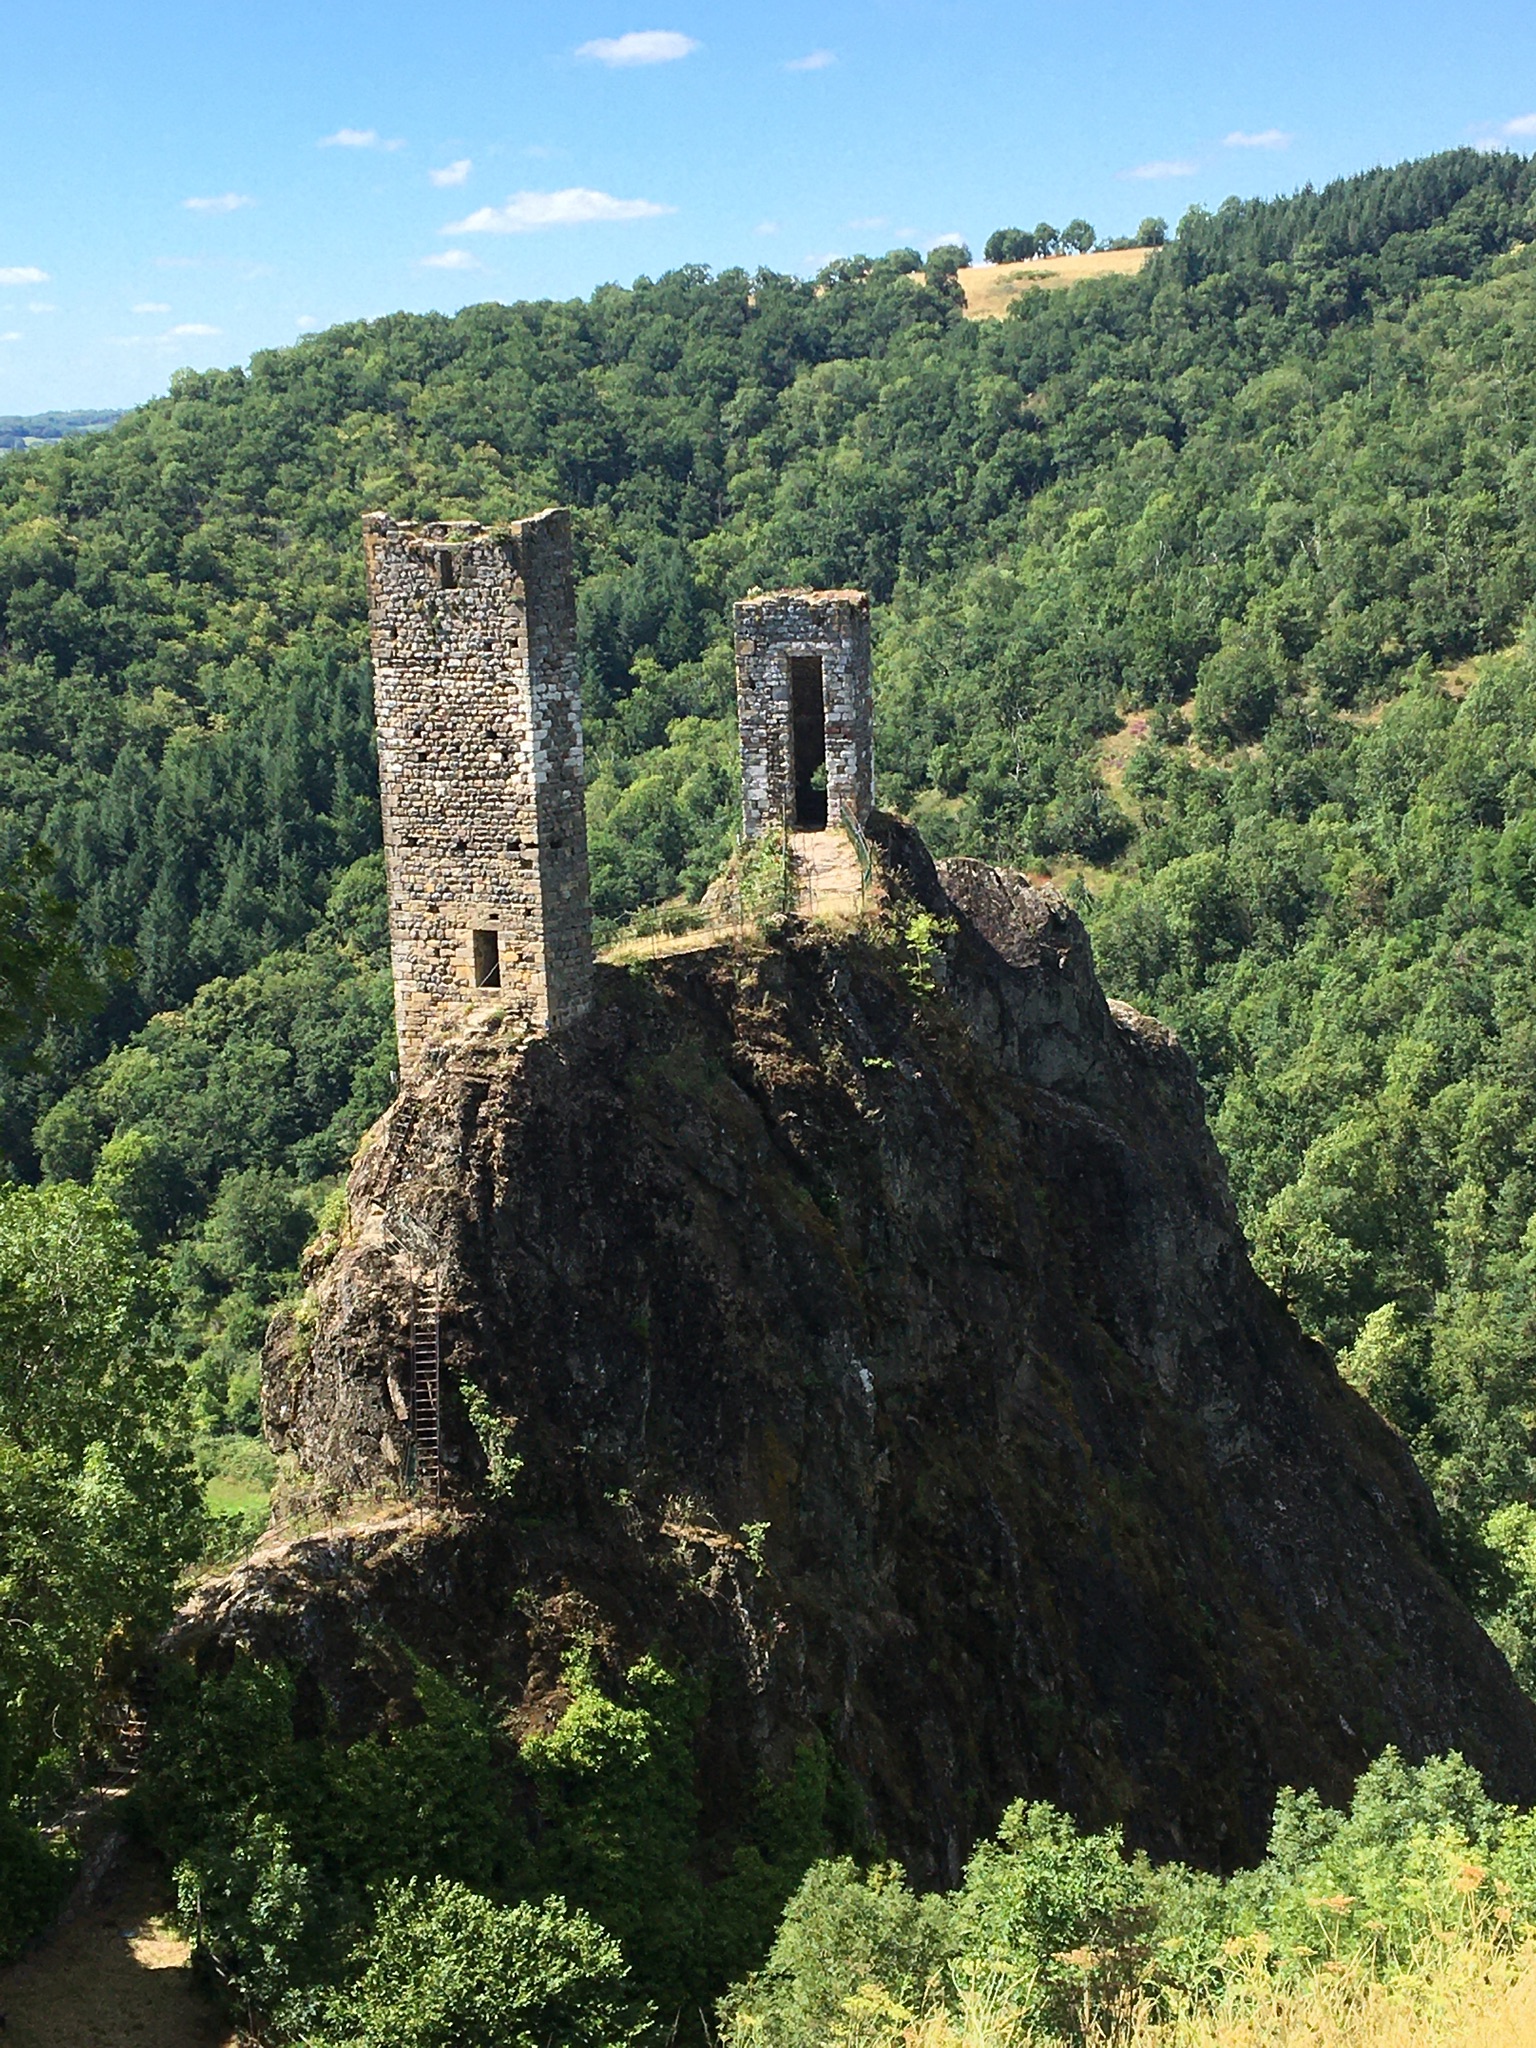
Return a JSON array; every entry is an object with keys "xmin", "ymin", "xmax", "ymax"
[{"xmin": 0, "ymin": 407, "xmax": 125, "ymax": 451}]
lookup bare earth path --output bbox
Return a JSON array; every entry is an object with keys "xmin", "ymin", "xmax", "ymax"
[
  {"xmin": 0, "ymin": 1846, "xmax": 234, "ymax": 2048},
  {"xmin": 790, "ymin": 827, "xmax": 867, "ymax": 920}
]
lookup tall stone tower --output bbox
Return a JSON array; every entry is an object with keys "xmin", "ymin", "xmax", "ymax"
[
  {"xmin": 732, "ymin": 589, "xmax": 873, "ymax": 837},
  {"xmin": 363, "ymin": 507, "xmax": 592, "ymax": 1077}
]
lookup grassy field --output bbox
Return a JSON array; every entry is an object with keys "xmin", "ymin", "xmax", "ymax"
[
  {"xmin": 196, "ymin": 1432, "xmax": 275, "ymax": 1555},
  {"xmin": 959, "ymin": 245, "xmax": 1155, "ymax": 319},
  {"xmin": 203, "ymin": 1466, "xmax": 272, "ymax": 1522}
]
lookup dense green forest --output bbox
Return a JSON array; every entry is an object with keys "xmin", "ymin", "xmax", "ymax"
[{"xmin": 8, "ymin": 139, "xmax": 1536, "ymax": 2025}]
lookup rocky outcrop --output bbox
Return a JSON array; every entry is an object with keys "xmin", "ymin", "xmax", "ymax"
[{"xmin": 236, "ymin": 821, "xmax": 1536, "ymax": 1879}]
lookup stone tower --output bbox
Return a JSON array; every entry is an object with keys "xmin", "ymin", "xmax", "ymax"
[
  {"xmin": 732, "ymin": 589, "xmax": 873, "ymax": 837},
  {"xmin": 363, "ymin": 507, "xmax": 591, "ymax": 1077}
]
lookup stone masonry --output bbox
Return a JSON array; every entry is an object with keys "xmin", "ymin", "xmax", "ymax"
[
  {"xmin": 733, "ymin": 589, "xmax": 873, "ymax": 837},
  {"xmin": 363, "ymin": 507, "xmax": 591, "ymax": 1078}
]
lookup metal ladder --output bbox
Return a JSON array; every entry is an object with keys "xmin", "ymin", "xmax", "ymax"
[{"xmin": 409, "ymin": 1279, "xmax": 443, "ymax": 1503}]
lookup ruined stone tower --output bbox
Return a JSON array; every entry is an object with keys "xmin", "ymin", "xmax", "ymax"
[
  {"xmin": 733, "ymin": 589, "xmax": 873, "ymax": 836},
  {"xmin": 363, "ymin": 507, "xmax": 591, "ymax": 1077}
]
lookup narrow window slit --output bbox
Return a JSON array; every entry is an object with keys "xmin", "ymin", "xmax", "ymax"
[{"xmin": 472, "ymin": 929, "xmax": 501, "ymax": 989}]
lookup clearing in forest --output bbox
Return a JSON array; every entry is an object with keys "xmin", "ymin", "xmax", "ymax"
[{"xmin": 960, "ymin": 244, "xmax": 1156, "ymax": 318}]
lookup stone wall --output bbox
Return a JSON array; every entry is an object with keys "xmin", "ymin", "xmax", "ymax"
[
  {"xmin": 733, "ymin": 589, "xmax": 873, "ymax": 837},
  {"xmin": 363, "ymin": 507, "xmax": 591, "ymax": 1077}
]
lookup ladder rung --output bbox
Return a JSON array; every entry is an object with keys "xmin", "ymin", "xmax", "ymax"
[{"xmin": 409, "ymin": 1282, "xmax": 444, "ymax": 1503}]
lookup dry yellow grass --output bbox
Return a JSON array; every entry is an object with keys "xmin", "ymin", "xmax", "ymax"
[
  {"xmin": 601, "ymin": 922, "xmax": 744, "ymax": 964},
  {"xmin": 959, "ymin": 246, "xmax": 1156, "ymax": 320},
  {"xmin": 1141, "ymin": 1946, "xmax": 1536, "ymax": 2048},
  {"xmin": 1095, "ymin": 710, "xmax": 1153, "ymax": 806},
  {"xmin": 830, "ymin": 1940, "xmax": 1536, "ymax": 2048}
]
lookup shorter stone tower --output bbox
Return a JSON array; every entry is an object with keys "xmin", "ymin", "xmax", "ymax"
[
  {"xmin": 733, "ymin": 589, "xmax": 873, "ymax": 836},
  {"xmin": 363, "ymin": 507, "xmax": 591, "ymax": 1077}
]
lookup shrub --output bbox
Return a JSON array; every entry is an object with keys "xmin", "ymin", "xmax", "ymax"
[
  {"xmin": 174, "ymin": 1812, "xmax": 326, "ymax": 2035},
  {"xmin": 314, "ymin": 1879, "xmax": 647, "ymax": 2048},
  {"xmin": 719, "ymin": 1859, "xmax": 952, "ymax": 2048},
  {"xmin": 952, "ymin": 1801, "xmax": 1157, "ymax": 2035}
]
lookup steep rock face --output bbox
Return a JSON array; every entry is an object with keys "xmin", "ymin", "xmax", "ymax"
[{"xmin": 249, "ymin": 824, "xmax": 1536, "ymax": 1877}]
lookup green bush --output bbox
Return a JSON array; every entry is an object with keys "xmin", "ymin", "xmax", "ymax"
[
  {"xmin": 175, "ymin": 1813, "xmax": 327, "ymax": 2036},
  {"xmin": 719, "ymin": 1859, "xmax": 952, "ymax": 2048},
  {"xmin": 314, "ymin": 1880, "xmax": 648, "ymax": 2048},
  {"xmin": 952, "ymin": 1801, "xmax": 1157, "ymax": 2033}
]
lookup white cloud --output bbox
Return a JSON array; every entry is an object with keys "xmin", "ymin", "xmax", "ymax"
[
  {"xmin": 786, "ymin": 49, "xmax": 836, "ymax": 71},
  {"xmin": 1121, "ymin": 158, "xmax": 1199, "ymax": 180},
  {"xmin": 430, "ymin": 158, "xmax": 472, "ymax": 187},
  {"xmin": 422, "ymin": 248, "xmax": 481, "ymax": 269},
  {"xmin": 133, "ymin": 301, "xmax": 172, "ymax": 314},
  {"xmin": 575, "ymin": 30, "xmax": 699, "ymax": 66},
  {"xmin": 297, "ymin": 315, "xmax": 319, "ymax": 331},
  {"xmin": 446, "ymin": 186, "xmax": 674, "ymax": 233},
  {"xmin": 0, "ymin": 265, "xmax": 49, "ymax": 285},
  {"xmin": 755, "ymin": 220, "xmax": 780, "ymax": 236},
  {"xmin": 1500, "ymin": 112, "xmax": 1536, "ymax": 136},
  {"xmin": 0, "ymin": 332, "xmax": 20, "ymax": 343},
  {"xmin": 848, "ymin": 215, "xmax": 888, "ymax": 230},
  {"xmin": 319, "ymin": 127, "xmax": 404, "ymax": 150},
  {"xmin": 184, "ymin": 192, "xmax": 254, "ymax": 213},
  {"xmin": 110, "ymin": 318, "xmax": 224, "ymax": 349},
  {"xmin": 1224, "ymin": 128, "xmax": 1292, "ymax": 148},
  {"xmin": 28, "ymin": 301, "xmax": 55, "ymax": 314}
]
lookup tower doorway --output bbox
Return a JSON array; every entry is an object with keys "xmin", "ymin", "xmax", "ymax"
[{"xmin": 789, "ymin": 655, "xmax": 827, "ymax": 828}]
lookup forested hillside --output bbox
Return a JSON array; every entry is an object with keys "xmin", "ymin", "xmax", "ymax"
[{"xmin": 4, "ymin": 145, "xmax": 1536, "ymax": 1619}]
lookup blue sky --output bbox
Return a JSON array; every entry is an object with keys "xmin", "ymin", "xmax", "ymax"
[{"xmin": 3, "ymin": 0, "xmax": 1536, "ymax": 413}]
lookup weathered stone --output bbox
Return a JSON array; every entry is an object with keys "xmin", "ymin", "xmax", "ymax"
[
  {"xmin": 363, "ymin": 508, "xmax": 591, "ymax": 1078},
  {"xmin": 734, "ymin": 588, "xmax": 873, "ymax": 837}
]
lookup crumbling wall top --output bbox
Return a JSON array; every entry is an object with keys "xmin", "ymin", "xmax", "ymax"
[{"xmin": 735, "ymin": 586, "xmax": 869, "ymax": 608}]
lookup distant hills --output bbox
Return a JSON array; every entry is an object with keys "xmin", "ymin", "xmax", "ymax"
[{"xmin": 0, "ymin": 408, "xmax": 125, "ymax": 452}]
